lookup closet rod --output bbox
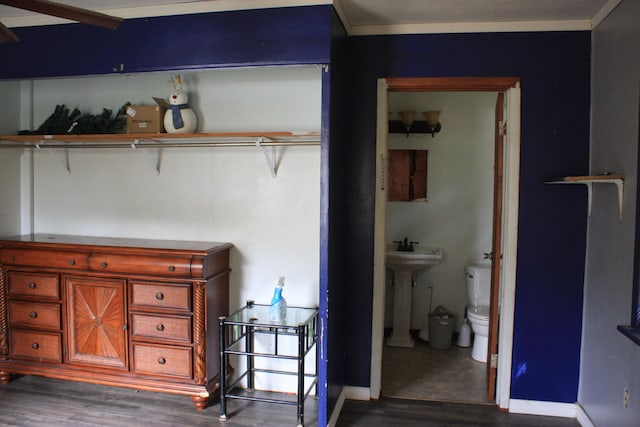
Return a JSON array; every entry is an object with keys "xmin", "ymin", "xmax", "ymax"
[{"xmin": 0, "ymin": 140, "xmax": 320, "ymax": 149}]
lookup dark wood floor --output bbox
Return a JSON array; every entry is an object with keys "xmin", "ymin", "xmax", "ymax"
[
  {"xmin": 337, "ymin": 399, "xmax": 581, "ymax": 427},
  {"xmin": 0, "ymin": 375, "xmax": 580, "ymax": 427}
]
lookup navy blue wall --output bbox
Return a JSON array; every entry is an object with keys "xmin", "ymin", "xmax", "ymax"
[
  {"xmin": 325, "ymin": 10, "xmax": 350, "ymax": 420},
  {"xmin": 343, "ymin": 32, "xmax": 590, "ymax": 402},
  {"xmin": 0, "ymin": 6, "xmax": 330, "ymax": 78}
]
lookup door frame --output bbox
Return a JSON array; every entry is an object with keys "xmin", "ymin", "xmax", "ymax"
[{"xmin": 370, "ymin": 77, "xmax": 521, "ymax": 410}]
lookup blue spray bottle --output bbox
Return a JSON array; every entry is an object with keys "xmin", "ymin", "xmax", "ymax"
[{"xmin": 269, "ymin": 277, "xmax": 287, "ymax": 322}]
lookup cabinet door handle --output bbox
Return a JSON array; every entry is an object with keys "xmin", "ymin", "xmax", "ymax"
[
  {"xmin": 157, "ymin": 357, "xmax": 166, "ymax": 365},
  {"xmin": 29, "ymin": 311, "xmax": 37, "ymax": 319},
  {"xmin": 156, "ymin": 324, "xmax": 165, "ymax": 332},
  {"xmin": 28, "ymin": 282, "xmax": 36, "ymax": 289},
  {"xmin": 155, "ymin": 292, "xmax": 164, "ymax": 301},
  {"xmin": 31, "ymin": 343, "xmax": 39, "ymax": 350}
]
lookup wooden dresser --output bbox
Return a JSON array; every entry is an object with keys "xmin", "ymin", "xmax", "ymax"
[{"xmin": 0, "ymin": 234, "xmax": 232, "ymax": 410}]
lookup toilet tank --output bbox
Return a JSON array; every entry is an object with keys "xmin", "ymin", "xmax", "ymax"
[{"xmin": 465, "ymin": 263, "xmax": 491, "ymax": 306}]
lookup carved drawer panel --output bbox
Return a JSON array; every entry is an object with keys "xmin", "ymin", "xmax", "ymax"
[
  {"xmin": 10, "ymin": 330, "xmax": 62, "ymax": 362},
  {"xmin": 132, "ymin": 343, "xmax": 192, "ymax": 379},
  {"xmin": 8, "ymin": 272, "xmax": 59, "ymax": 299},
  {"xmin": 89, "ymin": 253, "xmax": 192, "ymax": 277},
  {"xmin": 130, "ymin": 281, "xmax": 192, "ymax": 311},
  {"xmin": 130, "ymin": 313, "xmax": 192, "ymax": 343},
  {"xmin": 9, "ymin": 301, "xmax": 61, "ymax": 330},
  {"xmin": 0, "ymin": 248, "xmax": 88, "ymax": 270}
]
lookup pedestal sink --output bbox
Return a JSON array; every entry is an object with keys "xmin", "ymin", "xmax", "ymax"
[{"xmin": 386, "ymin": 245, "xmax": 442, "ymax": 348}]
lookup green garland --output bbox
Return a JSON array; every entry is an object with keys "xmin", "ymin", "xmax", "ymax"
[{"xmin": 19, "ymin": 103, "xmax": 131, "ymax": 135}]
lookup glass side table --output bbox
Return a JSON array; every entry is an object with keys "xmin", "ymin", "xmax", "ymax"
[{"xmin": 219, "ymin": 300, "xmax": 318, "ymax": 427}]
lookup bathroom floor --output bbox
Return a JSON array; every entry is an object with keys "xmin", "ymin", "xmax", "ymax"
[{"xmin": 382, "ymin": 337, "xmax": 491, "ymax": 403}]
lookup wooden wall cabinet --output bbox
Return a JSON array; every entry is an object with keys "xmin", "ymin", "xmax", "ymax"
[
  {"xmin": 388, "ymin": 149, "xmax": 428, "ymax": 201},
  {"xmin": 0, "ymin": 234, "xmax": 232, "ymax": 411}
]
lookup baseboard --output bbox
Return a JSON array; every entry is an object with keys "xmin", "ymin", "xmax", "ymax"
[
  {"xmin": 576, "ymin": 404, "xmax": 596, "ymax": 427},
  {"xmin": 344, "ymin": 386, "xmax": 371, "ymax": 400},
  {"xmin": 509, "ymin": 399, "xmax": 577, "ymax": 418},
  {"xmin": 327, "ymin": 388, "xmax": 346, "ymax": 427},
  {"xmin": 327, "ymin": 386, "xmax": 370, "ymax": 427}
]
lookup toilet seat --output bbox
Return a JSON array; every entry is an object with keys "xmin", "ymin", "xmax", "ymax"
[{"xmin": 467, "ymin": 305, "xmax": 490, "ymax": 322}]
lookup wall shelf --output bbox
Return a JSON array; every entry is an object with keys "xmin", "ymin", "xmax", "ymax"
[
  {"xmin": 545, "ymin": 174, "xmax": 624, "ymax": 222},
  {"xmin": 0, "ymin": 131, "xmax": 321, "ymax": 177}
]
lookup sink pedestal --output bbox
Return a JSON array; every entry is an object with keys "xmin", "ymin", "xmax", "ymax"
[
  {"xmin": 386, "ymin": 246, "xmax": 442, "ymax": 348},
  {"xmin": 387, "ymin": 270, "xmax": 415, "ymax": 348}
]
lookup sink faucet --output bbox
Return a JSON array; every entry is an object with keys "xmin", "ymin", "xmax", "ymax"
[{"xmin": 393, "ymin": 237, "xmax": 419, "ymax": 252}]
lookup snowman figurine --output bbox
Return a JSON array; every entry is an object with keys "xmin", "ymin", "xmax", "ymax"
[{"xmin": 164, "ymin": 75, "xmax": 197, "ymax": 133}]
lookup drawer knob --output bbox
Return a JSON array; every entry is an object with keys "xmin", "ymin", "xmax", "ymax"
[
  {"xmin": 31, "ymin": 343, "xmax": 39, "ymax": 350},
  {"xmin": 168, "ymin": 265, "xmax": 176, "ymax": 272},
  {"xmin": 155, "ymin": 292, "xmax": 164, "ymax": 301},
  {"xmin": 28, "ymin": 282, "xmax": 36, "ymax": 289},
  {"xmin": 157, "ymin": 357, "xmax": 166, "ymax": 365},
  {"xmin": 156, "ymin": 324, "xmax": 165, "ymax": 332},
  {"xmin": 69, "ymin": 259, "xmax": 76, "ymax": 266},
  {"xmin": 29, "ymin": 311, "xmax": 37, "ymax": 319},
  {"xmin": 100, "ymin": 261, "xmax": 108, "ymax": 268}
]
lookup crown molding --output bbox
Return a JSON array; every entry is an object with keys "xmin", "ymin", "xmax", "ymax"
[
  {"xmin": 348, "ymin": 19, "xmax": 592, "ymax": 36},
  {"xmin": 591, "ymin": 0, "xmax": 623, "ymax": 28}
]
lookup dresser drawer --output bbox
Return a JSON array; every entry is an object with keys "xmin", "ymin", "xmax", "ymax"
[
  {"xmin": 89, "ymin": 252, "xmax": 192, "ymax": 277},
  {"xmin": 8, "ymin": 272, "xmax": 59, "ymax": 299},
  {"xmin": 132, "ymin": 343, "xmax": 192, "ymax": 378},
  {"xmin": 131, "ymin": 313, "xmax": 192, "ymax": 343},
  {"xmin": 10, "ymin": 330, "xmax": 62, "ymax": 362},
  {"xmin": 1, "ymin": 248, "xmax": 88, "ymax": 270},
  {"xmin": 9, "ymin": 301, "xmax": 61, "ymax": 330},
  {"xmin": 130, "ymin": 281, "xmax": 192, "ymax": 311}
]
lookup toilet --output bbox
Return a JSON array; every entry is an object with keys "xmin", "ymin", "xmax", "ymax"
[{"xmin": 465, "ymin": 263, "xmax": 491, "ymax": 363}]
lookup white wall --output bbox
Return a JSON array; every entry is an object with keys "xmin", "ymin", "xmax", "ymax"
[
  {"xmin": 0, "ymin": 80, "xmax": 22, "ymax": 236},
  {"xmin": 386, "ymin": 91, "xmax": 496, "ymax": 331},
  {"xmin": 2, "ymin": 66, "xmax": 322, "ymax": 393},
  {"xmin": 579, "ymin": 0, "xmax": 640, "ymax": 425}
]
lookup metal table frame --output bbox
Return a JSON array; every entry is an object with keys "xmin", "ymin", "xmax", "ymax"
[{"xmin": 219, "ymin": 301, "xmax": 318, "ymax": 426}]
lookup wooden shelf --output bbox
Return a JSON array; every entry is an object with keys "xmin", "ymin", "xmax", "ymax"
[{"xmin": 546, "ymin": 174, "xmax": 624, "ymax": 222}]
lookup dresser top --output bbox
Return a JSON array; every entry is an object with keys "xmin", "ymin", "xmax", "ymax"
[{"xmin": 0, "ymin": 234, "xmax": 232, "ymax": 254}]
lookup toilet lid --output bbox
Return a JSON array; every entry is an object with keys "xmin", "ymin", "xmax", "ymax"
[{"xmin": 467, "ymin": 305, "xmax": 490, "ymax": 320}]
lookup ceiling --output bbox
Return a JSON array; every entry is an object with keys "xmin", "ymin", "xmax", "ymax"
[{"xmin": 0, "ymin": 0, "xmax": 618, "ymax": 34}]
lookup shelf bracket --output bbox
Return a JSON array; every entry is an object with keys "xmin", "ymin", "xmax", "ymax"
[
  {"xmin": 583, "ymin": 180, "xmax": 624, "ymax": 222},
  {"xmin": 546, "ymin": 176, "xmax": 624, "ymax": 222},
  {"xmin": 37, "ymin": 141, "xmax": 71, "ymax": 174},
  {"xmin": 131, "ymin": 139, "xmax": 162, "ymax": 175},
  {"xmin": 256, "ymin": 137, "xmax": 277, "ymax": 178}
]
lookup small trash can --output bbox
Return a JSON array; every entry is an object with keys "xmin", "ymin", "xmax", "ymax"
[{"xmin": 429, "ymin": 306, "xmax": 455, "ymax": 350}]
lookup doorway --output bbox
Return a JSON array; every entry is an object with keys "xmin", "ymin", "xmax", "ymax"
[{"xmin": 370, "ymin": 77, "xmax": 521, "ymax": 410}]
